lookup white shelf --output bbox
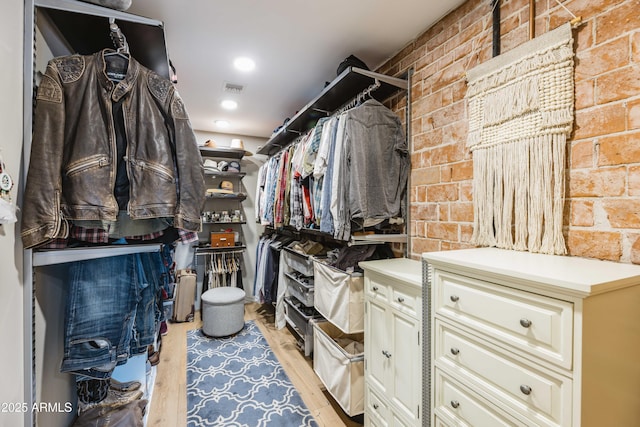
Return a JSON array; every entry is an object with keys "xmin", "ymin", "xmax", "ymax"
[{"xmin": 33, "ymin": 244, "xmax": 161, "ymax": 267}]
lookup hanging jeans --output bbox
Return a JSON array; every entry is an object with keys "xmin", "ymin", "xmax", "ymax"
[{"xmin": 61, "ymin": 252, "xmax": 162, "ymax": 379}]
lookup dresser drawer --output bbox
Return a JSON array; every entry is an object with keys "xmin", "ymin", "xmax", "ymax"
[
  {"xmin": 365, "ymin": 276, "xmax": 389, "ymax": 302},
  {"xmin": 433, "ymin": 270, "xmax": 573, "ymax": 369},
  {"xmin": 434, "ymin": 369, "xmax": 526, "ymax": 427},
  {"xmin": 366, "ymin": 386, "xmax": 389, "ymax": 426},
  {"xmin": 390, "ymin": 286, "xmax": 420, "ymax": 318},
  {"xmin": 435, "ymin": 320, "xmax": 572, "ymax": 427}
]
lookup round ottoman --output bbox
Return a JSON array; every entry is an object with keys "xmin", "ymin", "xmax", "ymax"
[{"xmin": 201, "ymin": 287, "xmax": 246, "ymax": 337}]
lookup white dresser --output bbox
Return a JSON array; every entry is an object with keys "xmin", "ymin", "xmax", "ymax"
[
  {"xmin": 423, "ymin": 248, "xmax": 640, "ymax": 427},
  {"xmin": 360, "ymin": 258, "xmax": 423, "ymax": 427}
]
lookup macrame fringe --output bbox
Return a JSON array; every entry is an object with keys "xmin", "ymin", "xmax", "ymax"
[{"xmin": 470, "ymin": 135, "xmax": 567, "ymax": 255}]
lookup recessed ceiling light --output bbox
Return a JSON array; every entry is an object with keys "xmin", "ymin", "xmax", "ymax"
[
  {"xmin": 221, "ymin": 99, "xmax": 238, "ymax": 110},
  {"xmin": 234, "ymin": 57, "xmax": 255, "ymax": 72},
  {"xmin": 215, "ymin": 120, "xmax": 230, "ymax": 128}
]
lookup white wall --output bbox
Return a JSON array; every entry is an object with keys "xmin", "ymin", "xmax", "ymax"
[
  {"xmin": 193, "ymin": 132, "xmax": 267, "ymax": 301},
  {"xmin": 0, "ymin": 0, "xmax": 25, "ymax": 426}
]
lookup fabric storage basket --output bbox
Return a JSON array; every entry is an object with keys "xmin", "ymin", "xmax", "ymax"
[
  {"xmin": 313, "ymin": 261, "xmax": 364, "ymax": 333},
  {"xmin": 283, "ymin": 247, "xmax": 314, "ymax": 276},
  {"xmin": 312, "ymin": 320, "xmax": 364, "ymax": 417}
]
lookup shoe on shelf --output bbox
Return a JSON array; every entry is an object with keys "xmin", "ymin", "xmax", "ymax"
[
  {"xmin": 109, "ymin": 378, "xmax": 142, "ymax": 392},
  {"xmin": 78, "ymin": 388, "xmax": 144, "ymax": 415},
  {"xmin": 159, "ymin": 321, "xmax": 168, "ymax": 336}
]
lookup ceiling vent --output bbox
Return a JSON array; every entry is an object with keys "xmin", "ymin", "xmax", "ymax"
[{"xmin": 223, "ymin": 82, "xmax": 244, "ymax": 94}]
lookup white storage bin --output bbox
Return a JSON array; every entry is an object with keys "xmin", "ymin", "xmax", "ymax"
[
  {"xmin": 312, "ymin": 320, "xmax": 364, "ymax": 417},
  {"xmin": 313, "ymin": 261, "xmax": 364, "ymax": 333},
  {"xmin": 283, "ymin": 247, "xmax": 314, "ymax": 276}
]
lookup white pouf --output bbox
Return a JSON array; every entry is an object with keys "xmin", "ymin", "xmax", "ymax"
[{"xmin": 201, "ymin": 287, "xmax": 246, "ymax": 337}]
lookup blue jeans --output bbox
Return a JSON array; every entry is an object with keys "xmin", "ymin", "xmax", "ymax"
[{"xmin": 61, "ymin": 252, "xmax": 162, "ymax": 379}]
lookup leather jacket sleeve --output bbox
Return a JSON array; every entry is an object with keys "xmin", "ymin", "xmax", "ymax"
[
  {"xmin": 166, "ymin": 87, "xmax": 205, "ymax": 232},
  {"xmin": 21, "ymin": 62, "xmax": 69, "ymax": 249}
]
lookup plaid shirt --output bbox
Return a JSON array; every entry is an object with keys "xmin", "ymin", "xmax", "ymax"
[{"xmin": 40, "ymin": 227, "xmax": 198, "ymax": 249}]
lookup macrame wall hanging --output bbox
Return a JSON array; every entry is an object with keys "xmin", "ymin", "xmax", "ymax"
[{"xmin": 466, "ymin": 22, "xmax": 574, "ymax": 255}]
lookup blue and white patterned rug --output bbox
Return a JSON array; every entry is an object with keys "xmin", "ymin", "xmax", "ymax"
[{"xmin": 187, "ymin": 321, "xmax": 319, "ymax": 427}]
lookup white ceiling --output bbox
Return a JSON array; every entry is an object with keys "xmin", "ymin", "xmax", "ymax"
[{"xmin": 128, "ymin": 0, "xmax": 466, "ymax": 139}]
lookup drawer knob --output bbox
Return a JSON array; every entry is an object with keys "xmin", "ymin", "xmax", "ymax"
[
  {"xmin": 520, "ymin": 385, "xmax": 532, "ymax": 395},
  {"xmin": 373, "ymin": 286, "xmax": 379, "ymax": 292},
  {"xmin": 450, "ymin": 295, "xmax": 460, "ymax": 302},
  {"xmin": 382, "ymin": 350, "xmax": 392, "ymax": 358},
  {"xmin": 450, "ymin": 400, "xmax": 460, "ymax": 409},
  {"xmin": 450, "ymin": 347, "xmax": 460, "ymax": 356},
  {"xmin": 373, "ymin": 403, "xmax": 379, "ymax": 410},
  {"xmin": 520, "ymin": 318, "xmax": 532, "ymax": 328},
  {"xmin": 397, "ymin": 296, "xmax": 405, "ymax": 303}
]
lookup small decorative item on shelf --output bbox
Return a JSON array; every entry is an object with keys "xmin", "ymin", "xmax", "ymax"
[
  {"xmin": 0, "ymin": 154, "xmax": 17, "ymax": 225},
  {"xmin": 210, "ymin": 231, "xmax": 235, "ymax": 247}
]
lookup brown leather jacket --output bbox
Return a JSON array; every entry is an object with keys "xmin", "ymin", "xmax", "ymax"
[{"xmin": 21, "ymin": 51, "xmax": 205, "ymax": 249}]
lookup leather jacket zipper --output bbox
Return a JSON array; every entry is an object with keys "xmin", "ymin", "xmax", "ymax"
[{"xmin": 66, "ymin": 155, "xmax": 108, "ymax": 177}]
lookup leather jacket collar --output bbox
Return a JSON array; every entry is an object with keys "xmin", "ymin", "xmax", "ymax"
[{"xmin": 96, "ymin": 49, "xmax": 141, "ymax": 102}]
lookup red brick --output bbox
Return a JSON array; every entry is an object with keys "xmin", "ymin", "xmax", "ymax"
[
  {"xmin": 500, "ymin": 0, "xmax": 528, "ymax": 19},
  {"xmin": 571, "ymin": 140, "xmax": 593, "ymax": 169},
  {"xmin": 501, "ymin": 13, "xmax": 520, "ymax": 35},
  {"xmin": 413, "ymin": 91, "xmax": 442, "ymax": 118},
  {"xmin": 576, "ymin": 36, "xmax": 629, "ymax": 78},
  {"xmin": 443, "ymin": 241, "xmax": 477, "ymax": 251},
  {"xmin": 411, "ymin": 203, "xmax": 438, "ymax": 222},
  {"xmin": 440, "ymin": 165, "xmax": 452, "ymax": 183},
  {"xmin": 575, "ymin": 19, "xmax": 594, "ymax": 52},
  {"xmin": 443, "ymin": 120, "xmax": 468, "ymax": 145},
  {"xmin": 416, "ymin": 186, "xmax": 427, "ymax": 203},
  {"xmin": 631, "ymin": 235, "xmax": 640, "ymax": 264},
  {"xmin": 628, "ymin": 98, "xmax": 640, "ymax": 130},
  {"xmin": 597, "ymin": 65, "xmax": 640, "ymax": 104},
  {"xmin": 633, "ymin": 31, "xmax": 640, "ymax": 63},
  {"xmin": 430, "ymin": 142, "xmax": 466, "ymax": 166},
  {"xmin": 501, "ymin": 24, "xmax": 529, "ymax": 54},
  {"xmin": 430, "ymin": 60, "xmax": 466, "ymax": 93},
  {"xmin": 603, "ymin": 199, "xmax": 640, "ymax": 228},
  {"xmin": 574, "ymin": 79, "xmax": 595, "ymax": 109},
  {"xmin": 569, "ymin": 167, "xmax": 626, "ymax": 197},
  {"xmin": 596, "ymin": 1, "xmax": 640, "ymax": 44},
  {"xmin": 427, "ymin": 183, "xmax": 459, "ymax": 202},
  {"xmin": 414, "ymin": 129, "xmax": 443, "ymax": 151},
  {"xmin": 460, "ymin": 182, "xmax": 473, "ymax": 201},
  {"xmin": 598, "ymin": 132, "xmax": 640, "ymax": 166},
  {"xmin": 451, "ymin": 160, "xmax": 473, "ymax": 181},
  {"xmin": 411, "ymin": 237, "xmax": 441, "ymax": 254},
  {"xmin": 571, "ymin": 200, "xmax": 595, "ymax": 226},
  {"xmin": 450, "ymin": 202, "xmax": 474, "ymax": 222},
  {"xmin": 567, "ymin": 230, "xmax": 622, "ymax": 261},
  {"xmin": 427, "ymin": 222, "xmax": 458, "ymax": 240},
  {"xmin": 574, "ymin": 103, "xmax": 626, "ymax": 139},
  {"xmin": 438, "ymin": 204, "xmax": 449, "ymax": 221},
  {"xmin": 549, "ymin": 0, "xmax": 613, "ymax": 32},
  {"xmin": 630, "ymin": 165, "xmax": 640, "ymax": 196},
  {"xmin": 412, "ymin": 167, "xmax": 440, "ymax": 186},
  {"xmin": 460, "ymin": 224, "xmax": 474, "ymax": 242}
]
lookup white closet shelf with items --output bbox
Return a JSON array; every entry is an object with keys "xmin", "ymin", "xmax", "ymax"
[
  {"xmin": 23, "ymin": 2, "xmax": 181, "ymax": 426},
  {"xmin": 253, "ymin": 62, "xmax": 412, "ymax": 420}
]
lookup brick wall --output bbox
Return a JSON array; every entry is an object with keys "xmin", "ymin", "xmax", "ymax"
[{"xmin": 378, "ymin": 0, "xmax": 640, "ymax": 263}]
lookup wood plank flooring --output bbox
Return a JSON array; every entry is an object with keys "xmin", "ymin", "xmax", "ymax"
[{"xmin": 147, "ymin": 302, "xmax": 364, "ymax": 426}]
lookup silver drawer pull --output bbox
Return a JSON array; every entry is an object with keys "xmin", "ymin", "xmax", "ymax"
[
  {"xmin": 520, "ymin": 318, "xmax": 532, "ymax": 328},
  {"xmin": 450, "ymin": 347, "xmax": 460, "ymax": 356},
  {"xmin": 373, "ymin": 286, "xmax": 379, "ymax": 291},
  {"xmin": 397, "ymin": 296, "xmax": 405, "ymax": 303},
  {"xmin": 373, "ymin": 403, "xmax": 379, "ymax": 410},
  {"xmin": 450, "ymin": 295, "xmax": 459, "ymax": 302},
  {"xmin": 450, "ymin": 400, "xmax": 460, "ymax": 409},
  {"xmin": 520, "ymin": 385, "xmax": 532, "ymax": 395},
  {"xmin": 382, "ymin": 350, "xmax": 392, "ymax": 358}
]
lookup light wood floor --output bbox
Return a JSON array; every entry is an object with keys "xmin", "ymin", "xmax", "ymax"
[{"xmin": 147, "ymin": 302, "xmax": 364, "ymax": 426}]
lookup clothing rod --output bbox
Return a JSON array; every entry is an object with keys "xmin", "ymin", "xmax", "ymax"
[{"xmin": 196, "ymin": 250, "xmax": 244, "ymax": 256}]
